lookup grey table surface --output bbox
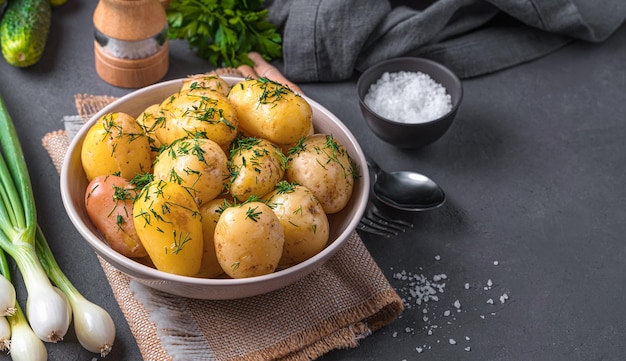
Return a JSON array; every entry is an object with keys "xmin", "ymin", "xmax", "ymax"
[{"xmin": 1, "ymin": 2, "xmax": 626, "ymax": 361}]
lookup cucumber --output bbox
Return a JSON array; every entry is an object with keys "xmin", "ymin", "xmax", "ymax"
[{"xmin": 0, "ymin": 0, "xmax": 51, "ymax": 67}]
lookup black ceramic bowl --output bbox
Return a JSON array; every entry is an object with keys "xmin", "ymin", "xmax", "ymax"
[{"xmin": 357, "ymin": 57, "xmax": 463, "ymax": 148}]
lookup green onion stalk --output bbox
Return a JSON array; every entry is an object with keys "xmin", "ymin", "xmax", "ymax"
[
  {"xmin": 35, "ymin": 226, "xmax": 115, "ymax": 356},
  {"xmin": 0, "ymin": 95, "xmax": 115, "ymax": 356},
  {"xmin": 0, "ymin": 96, "xmax": 71, "ymax": 343},
  {"xmin": 0, "ymin": 246, "xmax": 48, "ymax": 360}
]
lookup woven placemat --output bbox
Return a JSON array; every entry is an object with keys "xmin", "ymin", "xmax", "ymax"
[{"xmin": 41, "ymin": 80, "xmax": 404, "ymax": 361}]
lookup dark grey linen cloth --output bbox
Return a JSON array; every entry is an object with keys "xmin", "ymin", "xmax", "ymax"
[{"xmin": 265, "ymin": 0, "xmax": 626, "ymax": 82}]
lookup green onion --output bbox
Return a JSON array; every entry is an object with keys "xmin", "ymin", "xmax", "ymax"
[
  {"xmin": 0, "ymin": 248, "xmax": 13, "ymax": 351},
  {"xmin": 0, "ymin": 246, "xmax": 16, "ymax": 317},
  {"xmin": 0, "ymin": 95, "xmax": 116, "ymax": 356},
  {"xmin": 35, "ymin": 226, "xmax": 115, "ymax": 356},
  {"xmin": 0, "ymin": 246, "xmax": 47, "ymax": 359},
  {"xmin": 0, "ymin": 95, "xmax": 71, "ymax": 343}
]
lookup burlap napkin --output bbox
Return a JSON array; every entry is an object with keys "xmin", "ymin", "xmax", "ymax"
[{"xmin": 41, "ymin": 90, "xmax": 404, "ymax": 361}]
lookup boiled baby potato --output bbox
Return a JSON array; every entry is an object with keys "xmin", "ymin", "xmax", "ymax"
[
  {"xmin": 136, "ymin": 103, "xmax": 165, "ymax": 162},
  {"xmin": 264, "ymin": 181, "xmax": 329, "ymax": 267},
  {"xmin": 227, "ymin": 78, "xmax": 313, "ymax": 145},
  {"xmin": 181, "ymin": 73, "xmax": 230, "ymax": 97},
  {"xmin": 81, "ymin": 112, "xmax": 152, "ymax": 181},
  {"xmin": 153, "ymin": 137, "xmax": 228, "ymax": 207},
  {"xmin": 286, "ymin": 134, "xmax": 356, "ymax": 214},
  {"xmin": 195, "ymin": 198, "xmax": 231, "ymax": 278},
  {"xmin": 214, "ymin": 201, "xmax": 284, "ymax": 278},
  {"xmin": 85, "ymin": 175, "xmax": 147, "ymax": 258},
  {"xmin": 228, "ymin": 137, "xmax": 287, "ymax": 202},
  {"xmin": 156, "ymin": 91, "xmax": 239, "ymax": 151},
  {"xmin": 133, "ymin": 179, "xmax": 204, "ymax": 276}
]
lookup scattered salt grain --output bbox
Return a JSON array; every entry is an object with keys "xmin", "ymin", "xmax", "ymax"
[
  {"xmin": 392, "ymin": 331, "xmax": 398, "ymax": 337},
  {"xmin": 464, "ymin": 283, "xmax": 470, "ymax": 290},
  {"xmin": 465, "ymin": 346, "xmax": 472, "ymax": 352},
  {"xmin": 416, "ymin": 347, "xmax": 423, "ymax": 353},
  {"xmin": 453, "ymin": 300, "xmax": 461, "ymax": 309},
  {"xmin": 443, "ymin": 310, "xmax": 451, "ymax": 317},
  {"xmin": 434, "ymin": 255, "xmax": 441, "ymax": 261},
  {"xmin": 364, "ymin": 71, "xmax": 452, "ymax": 124},
  {"xmin": 500, "ymin": 293, "xmax": 509, "ymax": 304},
  {"xmin": 493, "ymin": 260, "xmax": 499, "ymax": 266},
  {"xmin": 449, "ymin": 338, "xmax": 457, "ymax": 345},
  {"xmin": 487, "ymin": 279, "xmax": 493, "ymax": 287},
  {"xmin": 486, "ymin": 298, "xmax": 494, "ymax": 305},
  {"xmin": 465, "ymin": 336, "xmax": 470, "ymax": 341}
]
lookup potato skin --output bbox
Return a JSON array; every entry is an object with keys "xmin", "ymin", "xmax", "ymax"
[
  {"xmin": 227, "ymin": 78, "xmax": 313, "ymax": 145},
  {"xmin": 196, "ymin": 198, "xmax": 230, "ymax": 278},
  {"xmin": 228, "ymin": 137, "xmax": 287, "ymax": 201},
  {"xmin": 265, "ymin": 182, "xmax": 329, "ymax": 267},
  {"xmin": 85, "ymin": 175, "xmax": 147, "ymax": 258},
  {"xmin": 153, "ymin": 137, "xmax": 229, "ymax": 207},
  {"xmin": 156, "ymin": 92, "xmax": 239, "ymax": 151},
  {"xmin": 81, "ymin": 112, "xmax": 152, "ymax": 181},
  {"xmin": 136, "ymin": 104, "xmax": 165, "ymax": 162},
  {"xmin": 214, "ymin": 202, "xmax": 284, "ymax": 278},
  {"xmin": 133, "ymin": 180, "xmax": 204, "ymax": 276},
  {"xmin": 286, "ymin": 134, "xmax": 356, "ymax": 214},
  {"xmin": 181, "ymin": 73, "xmax": 231, "ymax": 97}
]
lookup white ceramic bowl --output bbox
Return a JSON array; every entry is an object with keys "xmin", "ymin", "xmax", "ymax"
[{"xmin": 60, "ymin": 77, "xmax": 369, "ymax": 300}]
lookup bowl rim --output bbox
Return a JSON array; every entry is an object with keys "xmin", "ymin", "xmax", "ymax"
[
  {"xmin": 357, "ymin": 56, "xmax": 463, "ymax": 127},
  {"xmin": 60, "ymin": 76, "xmax": 369, "ymax": 289}
]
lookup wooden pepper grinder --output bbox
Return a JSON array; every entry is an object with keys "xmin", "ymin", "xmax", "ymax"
[{"xmin": 93, "ymin": 0, "xmax": 169, "ymax": 88}]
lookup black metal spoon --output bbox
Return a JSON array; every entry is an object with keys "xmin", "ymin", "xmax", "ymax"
[{"xmin": 364, "ymin": 153, "xmax": 446, "ymax": 211}]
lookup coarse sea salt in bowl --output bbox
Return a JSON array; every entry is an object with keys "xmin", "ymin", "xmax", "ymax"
[
  {"xmin": 357, "ymin": 57, "xmax": 463, "ymax": 148},
  {"xmin": 60, "ymin": 76, "xmax": 369, "ymax": 300}
]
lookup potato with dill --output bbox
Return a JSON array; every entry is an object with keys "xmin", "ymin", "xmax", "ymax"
[
  {"xmin": 286, "ymin": 134, "xmax": 357, "ymax": 214},
  {"xmin": 196, "ymin": 198, "xmax": 231, "ymax": 278},
  {"xmin": 81, "ymin": 112, "xmax": 152, "ymax": 181},
  {"xmin": 136, "ymin": 103, "xmax": 165, "ymax": 162},
  {"xmin": 85, "ymin": 175, "xmax": 147, "ymax": 258},
  {"xmin": 180, "ymin": 73, "xmax": 231, "ymax": 97},
  {"xmin": 227, "ymin": 77, "xmax": 313, "ymax": 146},
  {"xmin": 227, "ymin": 137, "xmax": 287, "ymax": 202},
  {"xmin": 264, "ymin": 181, "xmax": 329, "ymax": 267},
  {"xmin": 156, "ymin": 91, "xmax": 239, "ymax": 151},
  {"xmin": 153, "ymin": 137, "xmax": 229, "ymax": 207},
  {"xmin": 214, "ymin": 201, "xmax": 284, "ymax": 278},
  {"xmin": 133, "ymin": 179, "xmax": 204, "ymax": 276}
]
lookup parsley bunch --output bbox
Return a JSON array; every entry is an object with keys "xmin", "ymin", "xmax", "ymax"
[{"xmin": 166, "ymin": 0, "xmax": 282, "ymax": 68}]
